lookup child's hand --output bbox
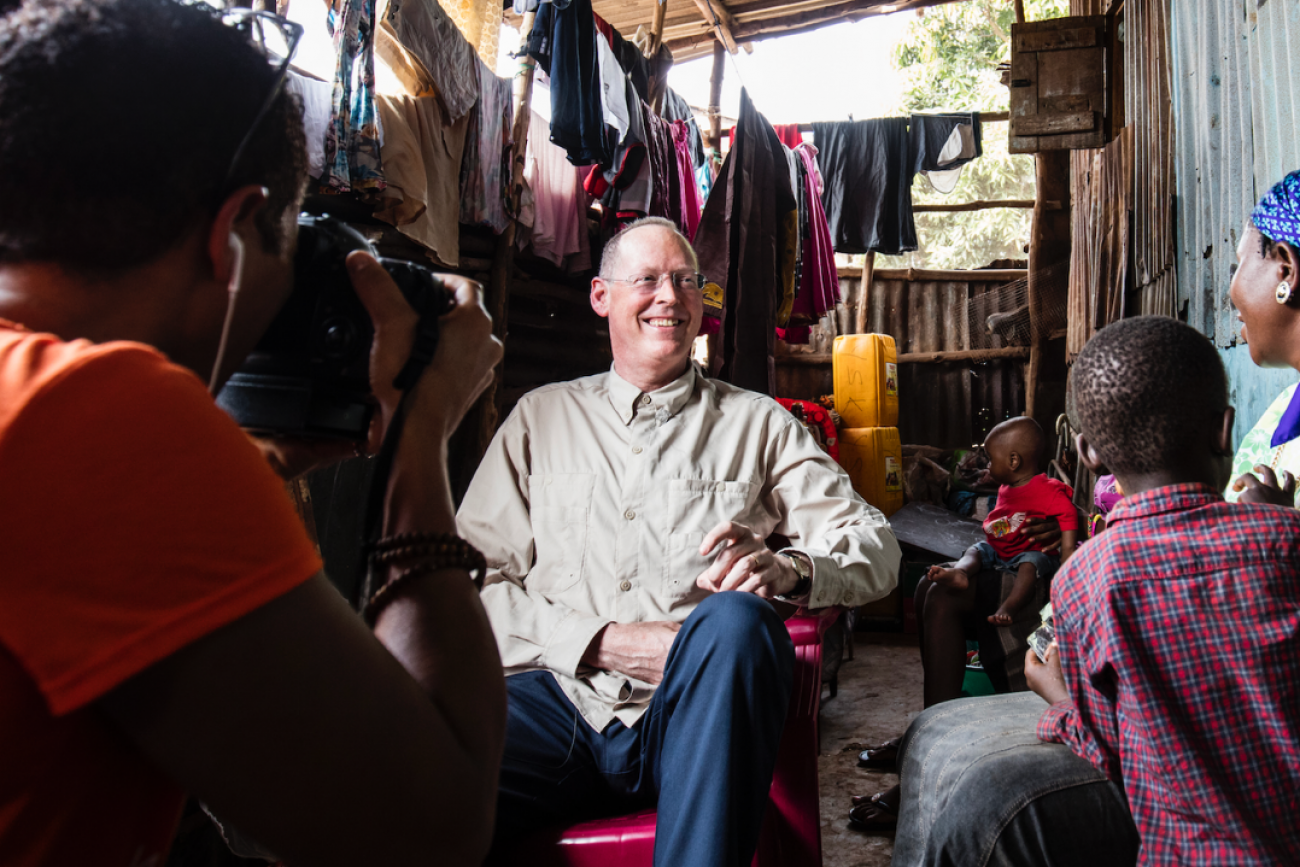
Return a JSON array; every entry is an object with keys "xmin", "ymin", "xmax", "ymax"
[
  {"xmin": 988, "ymin": 607, "xmax": 1013, "ymax": 626},
  {"xmin": 1025, "ymin": 642, "xmax": 1068, "ymax": 704},
  {"xmin": 1233, "ymin": 466, "xmax": 1296, "ymax": 507}
]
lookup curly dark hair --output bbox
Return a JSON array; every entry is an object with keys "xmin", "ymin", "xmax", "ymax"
[
  {"xmin": 1070, "ymin": 316, "xmax": 1227, "ymax": 476},
  {"xmin": 0, "ymin": 0, "xmax": 306, "ymax": 273}
]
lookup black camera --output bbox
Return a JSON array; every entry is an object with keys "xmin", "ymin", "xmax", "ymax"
[{"xmin": 216, "ymin": 214, "xmax": 454, "ymax": 440}]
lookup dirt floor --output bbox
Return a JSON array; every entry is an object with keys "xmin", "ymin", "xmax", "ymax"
[{"xmin": 818, "ymin": 631, "xmax": 924, "ymax": 867}]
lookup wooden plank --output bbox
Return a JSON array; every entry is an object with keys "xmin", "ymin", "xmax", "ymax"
[
  {"xmin": 1012, "ymin": 110, "xmax": 1096, "ymax": 137},
  {"xmin": 837, "ymin": 266, "xmax": 1028, "ymax": 283},
  {"xmin": 1015, "ymin": 26, "xmax": 1098, "ymax": 53},
  {"xmin": 901, "ymin": 346, "xmax": 1030, "ymax": 363},
  {"xmin": 774, "ymin": 346, "xmax": 1031, "ymax": 366},
  {"xmin": 913, "ymin": 199, "xmax": 1036, "ymax": 213},
  {"xmin": 731, "ymin": 0, "xmax": 881, "ymax": 37},
  {"xmin": 690, "ymin": 0, "xmax": 740, "ymax": 52},
  {"xmin": 1008, "ymin": 33, "xmax": 1038, "ymax": 153}
]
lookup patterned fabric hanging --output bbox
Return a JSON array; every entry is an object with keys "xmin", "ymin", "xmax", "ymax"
[{"xmin": 323, "ymin": 0, "xmax": 385, "ymax": 193}]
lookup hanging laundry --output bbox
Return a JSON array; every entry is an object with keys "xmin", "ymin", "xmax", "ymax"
[
  {"xmin": 662, "ymin": 88, "xmax": 705, "ymax": 170},
  {"xmin": 323, "ymin": 0, "xmax": 385, "ymax": 193},
  {"xmin": 437, "ymin": 0, "xmax": 503, "ymax": 64},
  {"xmin": 459, "ymin": 61, "xmax": 512, "ymax": 233},
  {"xmin": 773, "ymin": 124, "xmax": 805, "ymax": 150},
  {"xmin": 910, "ymin": 111, "xmax": 982, "ymax": 194},
  {"xmin": 728, "ymin": 122, "xmax": 801, "ymax": 152},
  {"xmin": 593, "ymin": 12, "xmax": 652, "ymax": 103},
  {"xmin": 512, "ymin": 0, "xmax": 572, "ymax": 12},
  {"xmin": 779, "ymin": 142, "xmax": 840, "ymax": 345},
  {"xmin": 584, "ymin": 76, "xmax": 647, "ymax": 206},
  {"xmin": 518, "ymin": 109, "xmax": 593, "ymax": 270},
  {"xmin": 372, "ymin": 94, "xmax": 470, "ymax": 266},
  {"xmin": 376, "ymin": 0, "xmax": 480, "ymax": 124},
  {"xmin": 670, "ymin": 120, "xmax": 701, "ymax": 239},
  {"xmin": 286, "ymin": 71, "xmax": 333, "ymax": 182},
  {"xmin": 641, "ymin": 102, "xmax": 675, "ymax": 222},
  {"xmin": 813, "ymin": 118, "xmax": 916, "ymax": 256},
  {"xmin": 527, "ymin": 0, "xmax": 611, "ymax": 167},
  {"xmin": 695, "ymin": 162, "xmax": 714, "ymax": 208},
  {"xmin": 595, "ymin": 29, "xmax": 630, "ymax": 144},
  {"xmin": 693, "ymin": 89, "xmax": 798, "ymax": 395}
]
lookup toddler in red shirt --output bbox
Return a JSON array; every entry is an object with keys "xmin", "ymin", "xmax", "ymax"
[{"xmin": 929, "ymin": 417, "xmax": 1078, "ymax": 624}]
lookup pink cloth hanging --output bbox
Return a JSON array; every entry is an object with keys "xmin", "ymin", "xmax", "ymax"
[{"xmin": 777, "ymin": 142, "xmax": 840, "ymax": 345}]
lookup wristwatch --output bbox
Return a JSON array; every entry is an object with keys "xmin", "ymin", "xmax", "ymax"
[{"xmin": 776, "ymin": 553, "xmax": 813, "ymax": 601}]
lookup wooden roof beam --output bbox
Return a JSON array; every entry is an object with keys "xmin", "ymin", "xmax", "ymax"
[
  {"xmin": 690, "ymin": 0, "xmax": 741, "ymax": 53},
  {"xmin": 666, "ymin": 0, "xmax": 965, "ymax": 54}
]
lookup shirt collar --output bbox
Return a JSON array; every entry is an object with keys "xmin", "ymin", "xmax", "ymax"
[
  {"xmin": 606, "ymin": 362, "xmax": 699, "ymax": 425},
  {"xmin": 1107, "ymin": 482, "xmax": 1224, "ymax": 525}
]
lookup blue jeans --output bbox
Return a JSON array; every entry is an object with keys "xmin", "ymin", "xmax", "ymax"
[
  {"xmin": 892, "ymin": 694, "xmax": 1139, "ymax": 867},
  {"xmin": 490, "ymin": 592, "xmax": 795, "ymax": 867},
  {"xmin": 973, "ymin": 541, "xmax": 1059, "ymax": 580}
]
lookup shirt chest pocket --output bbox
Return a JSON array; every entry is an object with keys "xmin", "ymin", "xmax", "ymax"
[
  {"xmin": 664, "ymin": 479, "xmax": 759, "ymax": 598},
  {"xmin": 527, "ymin": 472, "xmax": 595, "ymax": 594}
]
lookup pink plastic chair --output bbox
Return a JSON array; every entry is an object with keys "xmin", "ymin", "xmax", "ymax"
[{"xmin": 487, "ymin": 607, "xmax": 839, "ymax": 867}]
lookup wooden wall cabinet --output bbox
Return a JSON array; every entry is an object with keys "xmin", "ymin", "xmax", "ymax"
[{"xmin": 1007, "ymin": 15, "xmax": 1110, "ymax": 153}]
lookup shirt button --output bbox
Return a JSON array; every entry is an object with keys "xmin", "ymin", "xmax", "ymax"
[
  {"xmin": 632, "ymin": 446, "xmax": 643, "ymax": 454},
  {"xmin": 624, "ymin": 509, "xmax": 636, "ymax": 520},
  {"xmin": 640, "ymin": 395, "xmax": 652, "ymax": 405},
  {"xmin": 620, "ymin": 580, "xmax": 632, "ymax": 591}
]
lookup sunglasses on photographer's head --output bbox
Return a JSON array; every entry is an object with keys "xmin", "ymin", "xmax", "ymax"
[{"xmin": 179, "ymin": 1, "xmax": 304, "ymax": 192}]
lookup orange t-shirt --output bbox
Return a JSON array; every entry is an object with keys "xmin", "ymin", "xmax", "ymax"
[{"xmin": 0, "ymin": 321, "xmax": 322, "ymax": 866}]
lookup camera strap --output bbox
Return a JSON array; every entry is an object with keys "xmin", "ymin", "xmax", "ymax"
[{"xmin": 356, "ymin": 298, "xmax": 445, "ymax": 609}]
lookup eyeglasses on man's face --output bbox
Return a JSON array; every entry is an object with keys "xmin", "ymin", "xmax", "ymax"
[{"xmin": 604, "ymin": 272, "xmax": 708, "ymax": 293}]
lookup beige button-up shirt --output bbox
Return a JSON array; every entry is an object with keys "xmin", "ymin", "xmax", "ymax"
[{"xmin": 458, "ymin": 364, "xmax": 900, "ymax": 730}]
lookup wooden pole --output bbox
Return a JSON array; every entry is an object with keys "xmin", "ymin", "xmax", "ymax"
[
  {"xmin": 912, "ymin": 199, "xmax": 1036, "ymax": 213},
  {"xmin": 1026, "ymin": 150, "xmax": 1071, "ymax": 431},
  {"xmin": 478, "ymin": 13, "xmax": 538, "ymax": 458},
  {"xmin": 707, "ymin": 40, "xmax": 726, "ymax": 173},
  {"xmin": 854, "ymin": 252, "xmax": 875, "ymax": 334},
  {"xmin": 648, "ymin": 0, "xmax": 669, "ymax": 55}
]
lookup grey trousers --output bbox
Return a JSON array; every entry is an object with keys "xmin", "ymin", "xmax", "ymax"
[{"xmin": 891, "ymin": 693, "xmax": 1140, "ymax": 867}]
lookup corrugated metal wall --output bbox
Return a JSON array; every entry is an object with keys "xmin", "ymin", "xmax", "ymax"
[
  {"xmin": 1172, "ymin": 0, "xmax": 1256, "ymax": 347},
  {"xmin": 1173, "ymin": 0, "xmax": 1300, "ymax": 347},
  {"xmin": 1171, "ymin": 0, "xmax": 1300, "ymax": 444}
]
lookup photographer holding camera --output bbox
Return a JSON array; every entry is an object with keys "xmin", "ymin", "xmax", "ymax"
[{"xmin": 0, "ymin": 2, "xmax": 505, "ymax": 865}]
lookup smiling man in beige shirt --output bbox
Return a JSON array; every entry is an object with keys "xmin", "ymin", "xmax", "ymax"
[{"xmin": 460, "ymin": 217, "xmax": 900, "ymax": 867}]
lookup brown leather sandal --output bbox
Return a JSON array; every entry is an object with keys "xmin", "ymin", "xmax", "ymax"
[
  {"xmin": 848, "ymin": 791, "xmax": 898, "ymax": 830},
  {"xmin": 856, "ymin": 736, "xmax": 902, "ymax": 770}
]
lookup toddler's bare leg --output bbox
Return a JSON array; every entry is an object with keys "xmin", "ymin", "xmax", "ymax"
[{"xmin": 988, "ymin": 561, "xmax": 1037, "ymax": 626}]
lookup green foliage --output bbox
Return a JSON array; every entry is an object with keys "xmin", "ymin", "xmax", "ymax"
[{"xmin": 873, "ymin": 0, "xmax": 1069, "ymax": 270}]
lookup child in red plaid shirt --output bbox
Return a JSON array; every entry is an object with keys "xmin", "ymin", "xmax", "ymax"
[
  {"xmin": 1026, "ymin": 316, "xmax": 1300, "ymax": 865},
  {"xmin": 928, "ymin": 417, "xmax": 1078, "ymax": 625}
]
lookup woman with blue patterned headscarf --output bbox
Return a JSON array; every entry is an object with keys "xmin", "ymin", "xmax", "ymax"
[{"xmin": 1226, "ymin": 169, "xmax": 1300, "ymax": 506}]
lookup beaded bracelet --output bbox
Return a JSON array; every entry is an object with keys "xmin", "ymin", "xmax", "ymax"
[{"xmin": 363, "ymin": 533, "xmax": 487, "ymax": 625}]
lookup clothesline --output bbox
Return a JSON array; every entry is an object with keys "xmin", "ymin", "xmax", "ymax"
[{"xmin": 793, "ymin": 111, "xmax": 1009, "ymax": 132}]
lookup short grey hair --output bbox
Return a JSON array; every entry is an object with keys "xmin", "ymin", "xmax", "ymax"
[{"xmin": 598, "ymin": 217, "xmax": 700, "ymax": 279}]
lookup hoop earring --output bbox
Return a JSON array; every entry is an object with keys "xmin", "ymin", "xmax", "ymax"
[{"xmin": 1277, "ymin": 281, "xmax": 1294, "ymax": 305}]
